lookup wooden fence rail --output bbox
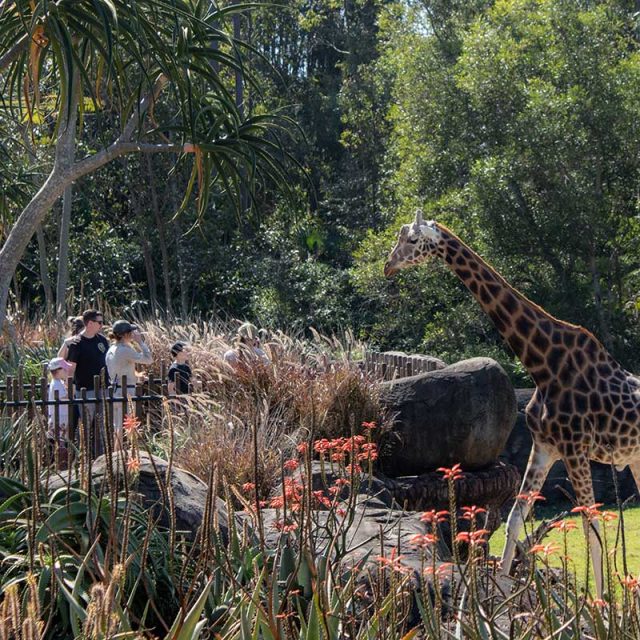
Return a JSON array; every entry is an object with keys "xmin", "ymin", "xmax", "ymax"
[
  {"xmin": 0, "ymin": 364, "xmax": 190, "ymax": 438},
  {"xmin": 362, "ymin": 349, "xmax": 446, "ymax": 381}
]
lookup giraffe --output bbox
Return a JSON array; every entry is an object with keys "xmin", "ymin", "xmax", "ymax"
[{"xmin": 384, "ymin": 210, "xmax": 640, "ymax": 596}]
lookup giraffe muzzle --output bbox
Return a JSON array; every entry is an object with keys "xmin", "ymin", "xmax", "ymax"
[{"xmin": 383, "ymin": 261, "xmax": 398, "ymax": 278}]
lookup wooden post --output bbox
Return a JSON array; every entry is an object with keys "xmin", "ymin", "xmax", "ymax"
[
  {"xmin": 40, "ymin": 374, "xmax": 48, "ymax": 423},
  {"xmin": 135, "ymin": 381, "xmax": 143, "ymax": 421},
  {"xmin": 80, "ymin": 387, "xmax": 89, "ymax": 460},
  {"xmin": 121, "ymin": 374, "xmax": 129, "ymax": 425},
  {"xmin": 17, "ymin": 366, "xmax": 24, "ymax": 401}
]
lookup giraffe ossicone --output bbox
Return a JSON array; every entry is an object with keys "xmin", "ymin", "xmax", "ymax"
[{"xmin": 385, "ymin": 218, "xmax": 640, "ymax": 598}]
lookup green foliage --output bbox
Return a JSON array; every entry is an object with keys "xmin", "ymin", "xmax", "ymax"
[
  {"xmin": 5, "ymin": 0, "xmax": 640, "ymax": 386},
  {"xmin": 350, "ymin": 0, "xmax": 640, "ymax": 374}
]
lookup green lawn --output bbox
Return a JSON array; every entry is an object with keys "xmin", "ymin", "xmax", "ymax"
[{"xmin": 489, "ymin": 504, "xmax": 640, "ymax": 588}]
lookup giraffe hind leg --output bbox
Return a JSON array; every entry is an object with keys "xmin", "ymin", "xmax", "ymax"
[
  {"xmin": 501, "ymin": 441, "xmax": 557, "ymax": 576},
  {"xmin": 564, "ymin": 451, "xmax": 603, "ymax": 598}
]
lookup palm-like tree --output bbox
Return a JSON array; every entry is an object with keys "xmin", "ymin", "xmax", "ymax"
[{"xmin": 0, "ymin": 0, "xmax": 293, "ymax": 328}]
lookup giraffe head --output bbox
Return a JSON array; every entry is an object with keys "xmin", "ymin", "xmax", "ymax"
[{"xmin": 384, "ymin": 210, "xmax": 444, "ymax": 277}]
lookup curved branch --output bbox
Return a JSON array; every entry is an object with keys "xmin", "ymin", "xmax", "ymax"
[
  {"xmin": 120, "ymin": 73, "xmax": 169, "ymax": 142},
  {"xmin": 0, "ymin": 33, "xmax": 28, "ymax": 73},
  {"xmin": 69, "ymin": 142, "xmax": 184, "ymax": 182}
]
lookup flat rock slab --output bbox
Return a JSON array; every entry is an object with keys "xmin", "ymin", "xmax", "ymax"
[{"xmin": 252, "ymin": 499, "xmax": 443, "ymax": 571}]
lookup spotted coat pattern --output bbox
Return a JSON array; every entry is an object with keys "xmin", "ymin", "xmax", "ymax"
[{"xmin": 385, "ymin": 216, "xmax": 640, "ymax": 594}]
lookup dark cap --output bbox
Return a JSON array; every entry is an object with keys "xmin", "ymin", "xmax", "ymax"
[
  {"xmin": 171, "ymin": 341, "xmax": 186, "ymax": 357},
  {"xmin": 111, "ymin": 320, "xmax": 138, "ymax": 336}
]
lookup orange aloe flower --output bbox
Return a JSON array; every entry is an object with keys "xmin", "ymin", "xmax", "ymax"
[
  {"xmin": 409, "ymin": 533, "xmax": 438, "ymax": 548},
  {"xmin": 273, "ymin": 520, "xmax": 298, "ymax": 533},
  {"xmin": 571, "ymin": 503, "xmax": 603, "ymax": 520},
  {"xmin": 242, "ymin": 482, "xmax": 256, "ymax": 493},
  {"xmin": 127, "ymin": 456, "xmax": 141, "ymax": 474},
  {"xmin": 516, "ymin": 490, "xmax": 546, "ymax": 507},
  {"xmin": 123, "ymin": 414, "xmax": 141, "ymax": 436},
  {"xmin": 437, "ymin": 463, "xmax": 463, "ymax": 481},
  {"xmin": 530, "ymin": 542, "xmax": 561, "ymax": 558},
  {"xmin": 461, "ymin": 505, "xmax": 487, "ymax": 521},
  {"xmin": 283, "ymin": 459, "xmax": 299, "ymax": 472},
  {"xmin": 376, "ymin": 548, "xmax": 411, "ymax": 574},
  {"xmin": 270, "ymin": 496, "xmax": 285, "ymax": 509},
  {"xmin": 424, "ymin": 562, "xmax": 453, "ymax": 578},
  {"xmin": 620, "ymin": 574, "xmax": 639, "ymax": 592},
  {"xmin": 455, "ymin": 529, "xmax": 489, "ymax": 546},
  {"xmin": 361, "ymin": 421, "xmax": 377, "ymax": 431},
  {"xmin": 549, "ymin": 519, "xmax": 578, "ymax": 532},
  {"xmin": 419, "ymin": 509, "xmax": 449, "ymax": 525}
]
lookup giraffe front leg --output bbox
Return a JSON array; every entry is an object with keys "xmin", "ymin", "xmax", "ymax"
[
  {"xmin": 501, "ymin": 441, "xmax": 557, "ymax": 576},
  {"xmin": 564, "ymin": 451, "xmax": 603, "ymax": 598}
]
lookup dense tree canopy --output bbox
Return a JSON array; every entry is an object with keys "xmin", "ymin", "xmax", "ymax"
[{"xmin": 2, "ymin": 0, "xmax": 640, "ymax": 382}]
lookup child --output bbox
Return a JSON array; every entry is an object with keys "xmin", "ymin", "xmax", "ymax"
[
  {"xmin": 167, "ymin": 342, "xmax": 192, "ymax": 395},
  {"xmin": 47, "ymin": 356, "xmax": 73, "ymax": 449}
]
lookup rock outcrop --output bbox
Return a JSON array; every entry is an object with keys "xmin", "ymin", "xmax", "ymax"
[
  {"xmin": 50, "ymin": 452, "xmax": 233, "ymax": 542},
  {"xmin": 379, "ymin": 357, "xmax": 517, "ymax": 475}
]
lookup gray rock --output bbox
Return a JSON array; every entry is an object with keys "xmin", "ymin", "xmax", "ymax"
[
  {"xmin": 282, "ymin": 460, "xmax": 396, "ymax": 509},
  {"xmin": 379, "ymin": 357, "xmax": 517, "ymax": 475},
  {"xmin": 50, "ymin": 452, "xmax": 233, "ymax": 542}
]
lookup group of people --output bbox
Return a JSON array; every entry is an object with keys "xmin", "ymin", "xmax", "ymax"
[
  {"xmin": 45, "ymin": 311, "xmax": 269, "ymax": 459},
  {"xmin": 46, "ymin": 309, "xmax": 192, "ymax": 458}
]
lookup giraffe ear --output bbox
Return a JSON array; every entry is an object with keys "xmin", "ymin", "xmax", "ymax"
[{"xmin": 414, "ymin": 209, "xmax": 424, "ymax": 227}]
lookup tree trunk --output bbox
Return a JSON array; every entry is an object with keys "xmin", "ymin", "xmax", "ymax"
[
  {"xmin": 140, "ymin": 232, "xmax": 158, "ymax": 315},
  {"xmin": 133, "ymin": 185, "xmax": 158, "ymax": 314},
  {"xmin": 169, "ymin": 169, "xmax": 189, "ymax": 318},
  {"xmin": 0, "ymin": 73, "xmax": 175, "ymax": 330},
  {"xmin": 233, "ymin": 2, "xmax": 249, "ymax": 213},
  {"xmin": 589, "ymin": 250, "xmax": 612, "ymax": 349},
  {"xmin": 56, "ymin": 184, "xmax": 73, "ymax": 316},
  {"xmin": 35, "ymin": 224, "xmax": 53, "ymax": 311},
  {"xmin": 145, "ymin": 155, "xmax": 174, "ymax": 316},
  {"xmin": 0, "ymin": 66, "xmax": 79, "ymax": 330},
  {"xmin": 0, "ymin": 169, "xmax": 72, "ymax": 329}
]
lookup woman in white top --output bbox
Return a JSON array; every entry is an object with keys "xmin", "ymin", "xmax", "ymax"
[{"xmin": 105, "ymin": 320, "xmax": 153, "ymax": 448}]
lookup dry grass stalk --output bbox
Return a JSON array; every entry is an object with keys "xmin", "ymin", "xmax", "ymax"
[{"xmin": 0, "ymin": 576, "xmax": 45, "ymax": 640}]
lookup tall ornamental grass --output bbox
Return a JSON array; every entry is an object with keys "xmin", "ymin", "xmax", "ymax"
[{"xmin": 3, "ymin": 319, "xmax": 640, "ymax": 638}]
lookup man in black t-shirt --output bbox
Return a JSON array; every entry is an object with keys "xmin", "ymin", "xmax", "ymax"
[
  {"xmin": 67, "ymin": 309, "xmax": 110, "ymax": 457},
  {"xmin": 168, "ymin": 341, "xmax": 192, "ymax": 395}
]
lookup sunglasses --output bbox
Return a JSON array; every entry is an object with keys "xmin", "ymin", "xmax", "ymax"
[{"xmin": 91, "ymin": 318, "xmax": 104, "ymax": 324}]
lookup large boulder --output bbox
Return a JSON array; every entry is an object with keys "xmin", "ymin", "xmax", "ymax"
[
  {"xmin": 50, "ymin": 452, "xmax": 233, "ymax": 542},
  {"xmin": 378, "ymin": 357, "xmax": 517, "ymax": 475}
]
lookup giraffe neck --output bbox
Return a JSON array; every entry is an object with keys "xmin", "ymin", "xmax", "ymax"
[{"xmin": 434, "ymin": 225, "xmax": 612, "ymax": 386}]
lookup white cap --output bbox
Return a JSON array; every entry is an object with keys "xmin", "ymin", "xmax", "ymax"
[{"xmin": 48, "ymin": 357, "xmax": 73, "ymax": 372}]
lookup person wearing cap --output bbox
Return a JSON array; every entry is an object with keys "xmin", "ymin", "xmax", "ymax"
[
  {"xmin": 223, "ymin": 322, "xmax": 270, "ymax": 367},
  {"xmin": 57, "ymin": 315, "xmax": 84, "ymax": 362},
  {"xmin": 67, "ymin": 309, "xmax": 110, "ymax": 457},
  {"xmin": 46, "ymin": 357, "xmax": 73, "ymax": 455},
  {"xmin": 167, "ymin": 341, "xmax": 192, "ymax": 395},
  {"xmin": 105, "ymin": 320, "xmax": 153, "ymax": 447}
]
